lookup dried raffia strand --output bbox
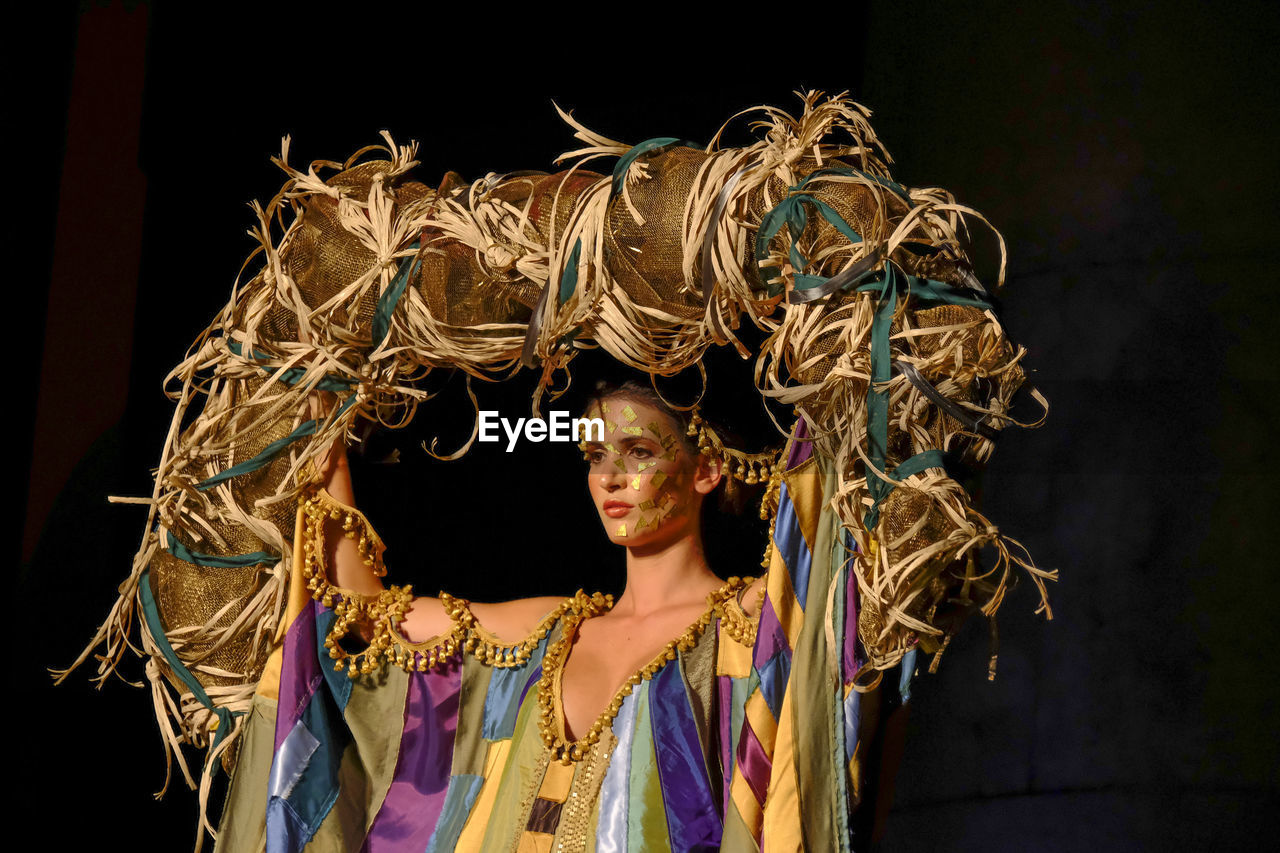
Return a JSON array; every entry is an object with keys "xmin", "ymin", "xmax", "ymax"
[{"xmin": 537, "ymin": 578, "xmax": 747, "ymax": 765}]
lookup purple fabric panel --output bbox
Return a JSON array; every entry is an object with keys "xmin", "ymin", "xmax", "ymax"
[
  {"xmin": 734, "ymin": 717, "xmax": 772, "ymax": 806},
  {"xmin": 518, "ymin": 663, "xmax": 542, "ymax": 706},
  {"xmin": 843, "ymin": 538, "xmax": 861, "ymax": 682},
  {"xmin": 717, "ymin": 673, "xmax": 734, "ymax": 819},
  {"xmin": 275, "ymin": 601, "xmax": 322, "ymax": 752},
  {"xmin": 751, "ymin": 595, "xmax": 790, "ymax": 671},
  {"xmin": 786, "ymin": 416, "xmax": 813, "ymax": 470},
  {"xmin": 363, "ymin": 661, "xmax": 463, "ymax": 851},
  {"xmin": 650, "ymin": 663, "xmax": 722, "ymax": 852}
]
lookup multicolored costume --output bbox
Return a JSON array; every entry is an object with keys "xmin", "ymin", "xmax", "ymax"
[
  {"xmin": 61, "ymin": 91, "xmax": 1053, "ymax": 850},
  {"xmin": 218, "ymin": 427, "xmax": 905, "ymax": 852}
]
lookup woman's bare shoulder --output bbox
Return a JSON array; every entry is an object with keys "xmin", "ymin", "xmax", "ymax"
[
  {"xmin": 397, "ymin": 593, "xmax": 568, "ymax": 645},
  {"xmin": 470, "ymin": 596, "xmax": 570, "ymax": 642}
]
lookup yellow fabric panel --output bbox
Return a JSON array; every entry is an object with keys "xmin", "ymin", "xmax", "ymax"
[
  {"xmin": 455, "ymin": 739, "xmax": 514, "ymax": 852},
  {"xmin": 780, "ymin": 457, "xmax": 822, "ymax": 555},
  {"xmin": 516, "ymin": 831, "xmax": 554, "ymax": 853},
  {"xmin": 717, "ymin": 628, "xmax": 754, "ymax": 678},
  {"xmin": 255, "ymin": 502, "xmax": 312, "ymax": 702},
  {"xmin": 729, "ymin": 775, "xmax": 763, "ymax": 845},
  {"xmin": 538, "ymin": 758, "xmax": 575, "ymax": 802},
  {"xmin": 760, "ymin": 676, "xmax": 802, "ymax": 852},
  {"xmin": 744, "ymin": 692, "xmax": 779, "ymax": 747}
]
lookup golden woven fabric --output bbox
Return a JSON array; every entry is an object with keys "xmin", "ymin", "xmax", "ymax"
[{"xmin": 66, "ymin": 91, "xmax": 1053, "ymax": 801}]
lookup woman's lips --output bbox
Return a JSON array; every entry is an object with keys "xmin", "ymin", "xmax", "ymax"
[{"xmin": 603, "ymin": 501, "xmax": 632, "ymax": 518}]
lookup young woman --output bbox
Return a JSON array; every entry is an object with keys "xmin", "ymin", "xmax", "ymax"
[{"xmin": 219, "ymin": 380, "xmax": 881, "ymax": 853}]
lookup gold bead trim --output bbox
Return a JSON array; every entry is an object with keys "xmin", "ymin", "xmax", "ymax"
[
  {"xmin": 537, "ymin": 577, "xmax": 748, "ymax": 765},
  {"xmin": 435, "ymin": 592, "xmax": 577, "ymax": 669},
  {"xmin": 300, "ymin": 487, "xmax": 583, "ymax": 677},
  {"xmin": 713, "ymin": 576, "xmax": 763, "ymax": 648},
  {"xmin": 687, "ymin": 408, "xmax": 782, "ymax": 487},
  {"xmin": 302, "ymin": 488, "xmax": 467, "ymax": 676}
]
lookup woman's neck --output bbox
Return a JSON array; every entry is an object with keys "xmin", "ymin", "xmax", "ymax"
[{"xmin": 614, "ymin": 529, "xmax": 721, "ymax": 618}]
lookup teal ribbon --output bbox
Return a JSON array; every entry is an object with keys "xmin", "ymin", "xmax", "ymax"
[
  {"xmin": 225, "ymin": 340, "xmax": 355, "ymax": 393},
  {"xmin": 558, "ymin": 238, "xmax": 583, "ymax": 306},
  {"xmin": 194, "ymin": 393, "xmax": 357, "ymax": 491},
  {"xmin": 609, "ymin": 137, "xmax": 700, "ymax": 199},
  {"xmin": 372, "ymin": 240, "xmax": 423, "ymax": 345},
  {"xmin": 793, "ymin": 166, "xmax": 910, "ymax": 202},
  {"xmin": 755, "ymin": 192, "xmax": 864, "ymax": 296},
  {"xmin": 855, "ymin": 261, "xmax": 993, "ymax": 529},
  {"xmin": 138, "ymin": 567, "xmax": 243, "ymax": 750},
  {"xmin": 165, "ymin": 530, "xmax": 278, "ymax": 567}
]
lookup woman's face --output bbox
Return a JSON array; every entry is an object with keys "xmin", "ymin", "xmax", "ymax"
[{"xmin": 582, "ymin": 397, "xmax": 719, "ymax": 548}]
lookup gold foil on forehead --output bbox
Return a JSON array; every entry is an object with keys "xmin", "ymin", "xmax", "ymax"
[
  {"xmin": 622, "ymin": 405, "xmax": 637, "ymax": 423},
  {"xmin": 605, "ymin": 420, "xmax": 617, "ymax": 433},
  {"xmin": 600, "ymin": 401, "xmax": 610, "ymax": 414},
  {"xmin": 622, "ymin": 426, "xmax": 643, "ymax": 437},
  {"xmin": 605, "ymin": 443, "xmax": 618, "ymax": 454}
]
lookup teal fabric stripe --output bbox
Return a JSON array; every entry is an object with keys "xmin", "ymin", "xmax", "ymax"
[
  {"xmin": 424, "ymin": 774, "xmax": 485, "ymax": 853},
  {"xmin": 371, "ymin": 241, "xmax": 422, "ymax": 346},
  {"xmin": 138, "ymin": 567, "xmax": 241, "ymax": 747},
  {"xmin": 166, "ymin": 530, "xmax": 278, "ymax": 567},
  {"xmin": 558, "ymin": 237, "xmax": 583, "ymax": 306},
  {"xmin": 225, "ymin": 340, "xmax": 355, "ymax": 392},
  {"xmin": 195, "ymin": 394, "xmax": 356, "ymax": 491},
  {"xmin": 610, "ymin": 137, "xmax": 698, "ymax": 199}
]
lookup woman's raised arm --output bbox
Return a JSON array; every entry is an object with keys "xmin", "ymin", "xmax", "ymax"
[{"xmin": 312, "ymin": 423, "xmax": 564, "ymax": 645}]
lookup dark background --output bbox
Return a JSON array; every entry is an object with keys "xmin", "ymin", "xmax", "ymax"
[{"xmin": 19, "ymin": 1, "xmax": 1278, "ymax": 850}]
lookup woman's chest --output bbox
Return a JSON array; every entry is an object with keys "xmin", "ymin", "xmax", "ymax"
[{"xmin": 557, "ymin": 609, "xmax": 708, "ymax": 741}]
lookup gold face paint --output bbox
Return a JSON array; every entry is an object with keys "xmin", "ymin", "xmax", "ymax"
[{"xmin": 584, "ymin": 397, "xmax": 701, "ymax": 547}]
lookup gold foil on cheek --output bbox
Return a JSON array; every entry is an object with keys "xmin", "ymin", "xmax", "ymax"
[
  {"xmin": 638, "ymin": 499, "xmax": 655, "ymax": 510},
  {"xmin": 616, "ymin": 522, "xmax": 627, "ymax": 537},
  {"xmin": 630, "ymin": 474, "xmax": 643, "ymax": 490},
  {"xmin": 661, "ymin": 449, "xmax": 677, "ymax": 461},
  {"xmin": 622, "ymin": 405, "xmax": 637, "ymax": 423},
  {"xmin": 637, "ymin": 461, "xmax": 655, "ymax": 472},
  {"xmin": 635, "ymin": 514, "xmax": 652, "ymax": 532},
  {"xmin": 650, "ymin": 470, "xmax": 668, "ymax": 489}
]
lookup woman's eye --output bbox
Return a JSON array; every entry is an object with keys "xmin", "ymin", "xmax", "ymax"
[
  {"xmin": 630, "ymin": 446, "xmax": 654, "ymax": 460},
  {"xmin": 587, "ymin": 451, "xmax": 606, "ymax": 464}
]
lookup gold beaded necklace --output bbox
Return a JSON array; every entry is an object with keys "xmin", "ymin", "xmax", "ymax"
[{"xmin": 537, "ymin": 576, "xmax": 750, "ymax": 764}]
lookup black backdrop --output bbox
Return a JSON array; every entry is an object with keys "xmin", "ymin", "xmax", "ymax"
[{"xmin": 19, "ymin": 2, "xmax": 1279, "ymax": 850}]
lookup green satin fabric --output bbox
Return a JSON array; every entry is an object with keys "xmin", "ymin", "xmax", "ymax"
[{"xmin": 625, "ymin": 681, "xmax": 670, "ymax": 851}]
